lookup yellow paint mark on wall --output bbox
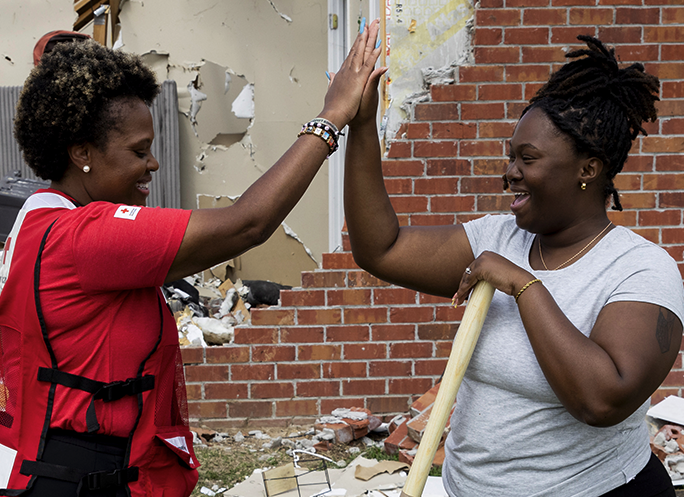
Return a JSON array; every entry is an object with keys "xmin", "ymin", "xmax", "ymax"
[{"xmin": 391, "ymin": 0, "xmax": 473, "ymax": 75}]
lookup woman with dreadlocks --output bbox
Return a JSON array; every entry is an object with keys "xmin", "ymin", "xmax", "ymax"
[{"xmin": 344, "ymin": 35, "xmax": 683, "ymax": 496}]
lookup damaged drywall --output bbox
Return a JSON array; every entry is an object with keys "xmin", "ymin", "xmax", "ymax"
[
  {"xmin": 384, "ymin": 0, "xmax": 474, "ymax": 141},
  {"xmin": 116, "ymin": 0, "xmax": 330, "ymax": 283},
  {"xmin": 198, "ymin": 195, "xmax": 317, "ymax": 287}
]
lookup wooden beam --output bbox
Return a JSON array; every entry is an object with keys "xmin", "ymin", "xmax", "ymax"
[
  {"xmin": 92, "ymin": 8, "xmax": 109, "ymax": 45},
  {"xmin": 109, "ymin": 0, "xmax": 120, "ymax": 46}
]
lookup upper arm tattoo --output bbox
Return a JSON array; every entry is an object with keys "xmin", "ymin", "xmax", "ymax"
[{"xmin": 656, "ymin": 307, "xmax": 678, "ymax": 354}]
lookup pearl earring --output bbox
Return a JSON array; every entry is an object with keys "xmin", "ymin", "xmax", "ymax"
[
  {"xmin": 83, "ymin": 165, "xmax": 90, "ymax": 173},
  {"xmin": 581, "ymin": 182, "xmax": 586, "ymax": 190}
]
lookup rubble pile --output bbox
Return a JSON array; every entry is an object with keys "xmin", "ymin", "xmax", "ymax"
[
  {"xmin": 648, "ymin": 396, "xmax": 684, "ymax": 483},
  {"xmin": 165, "ymin": 275, "xmax": 289, "ymax": 347}
]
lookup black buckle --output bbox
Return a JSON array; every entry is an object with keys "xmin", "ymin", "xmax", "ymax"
[
  {"xmin": 86, "ymin": 466, "xmax": 139, "ymax": 490},
  {"xmin": 94, "ymin": 376, "xmax": 154, "ymax": 402}
]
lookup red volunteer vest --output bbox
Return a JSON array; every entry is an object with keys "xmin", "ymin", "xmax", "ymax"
[{"xmin": 0, "ymin": 192, "xmax": 199, "ymax": 496}]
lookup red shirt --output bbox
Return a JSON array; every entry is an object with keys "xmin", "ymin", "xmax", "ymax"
[{"xmin": 0, "ymin": 189, "xmax": 191, "ymax": 436}]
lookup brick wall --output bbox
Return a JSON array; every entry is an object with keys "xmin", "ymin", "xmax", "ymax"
[{"xmin": 182, "ymin": 1, "xmax": 684, "ymax": 430}]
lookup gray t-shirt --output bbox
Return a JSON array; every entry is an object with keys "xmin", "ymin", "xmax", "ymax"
[{"xmin": 443, "ymin": 214, "xmax": 684, "ymax": 497}]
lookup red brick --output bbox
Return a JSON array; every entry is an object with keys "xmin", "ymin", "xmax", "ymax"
[
  {"xmin": 227, "ymin": 400, "xmax": 272, "ymax": 418},
  {"xmin": 663, "ymin": 7, "xmax": 684, "ymax": 23},
  {"xmin": 186, "ymin": 383, "xmax": 202, "ymax": 400},
  {"xmin": 431, "ymin": 85, "xmax": 477, "ymax": 102},
  {"xmin": 507, "ymin": 102, "xmax": 528, "ymax": 119},
  {"xmin": 663, "ymin": 45, "xmax": 684, "ymax": 61},
  {"xmin": 662, "ymin": 116, "xmax": 684, "ymax": 132},
  {"xmin": 389, "ymin": 378, "xmax": 434, "ymax": 395},
  {"xmin": 410, "ymin": 214, "xmax": 456, "ymax": 226},
  {"xmin": 297, "ymin": 308, "xmax": 342, "ymax": 325},
  {"xmin": 385, "ymin": 178, "xmax": 412, "ymax": 195},
  {"xmin": 623, "ymin": 155, "xmax": 654, "ymax": 173},
  {"xmin": 252, "ymin": 382, "xmax": 294, "ymax": 399},
  {"xmin": 638, "ymin": 210, "xmax": 682, "ymax": 227},
  {"xmin": 415, "ymin": 177, "xmax": 459, "ymax": 194},
  {"xmin": 181, "ymin": 347, "xmax": 204, "ymax": 365},
  {"xmin": 326, "ymin": 325, "xmax": 370, "ymax": 342},
  {"xmin": 661, "ymin": 192, "xmax": 684, "ymax": 208},
  {"xmin": 420, "ymin": 294, "xmax": 453, "ymax": 305},
  {"xmin": 276, "ymin": 399, "xmax": 318, "ymax": 417},
  {"xmin": 645, "ymin": 27, "xmax": 684, "ymax": 44},
  {"xmin": 661, "ymin": 370, "xmax": 684, "ymax": 387},
  {"xmin": 432, "ymin": 123, "xmax": 477, "ymax": 140},
  {"xmin": 413, "ymin": 141, "xmax": 459, "ymax": 159},
  {"xmin": 631, "ymin": 228, "xmax": 659, "ymax": 243},
  {"xmin": 297, "ymin": 380, "xmax": 340, "ymax": 397},
  {"xmin": 569, "ymin": 8, "xmax": 613, "ymax": 24},
  {"xmin": 616, "ymin": 7, "xmax": 660, "ymax": 24},
  {"xmin": 462, "ymin": 177, "xmax": 508, "ymax": 194},
  {"xmin": 390, "ymin": 342, "xmax": 434, "ymax": 359},
  {"xmin": 374, "ymin": 288, "xmax": 418, "ymax": 305},
  {"xmin": 232, "ymin": 364, "xmax": 274, "ymax": 381},
  {"xmin": 184, "ymin": 365, "xmax": 228, "ymax": 383},
  {"xmin": 415, "ymin": 103, "xmax": 460, "ymax": 121},
  {"xmin": 475, "ymin": 46, "xmax": 520, "ymax": 64},
  {"xmin": 553, "ymin": 0, "xmax": 594, "ymax": 5},
  {"xmin": 524, "ymin": 8, "xmax": 567, "ymax": 25},
  {"xmin": 644, "ymin": 174, "xmax": 684, "ymax": 190},
  {"xmin": 327, "ymin": 289, "xmax": 372, "ymax": 306},
  {"xmin": 343, "ymin": 379, "xmax": 386, "ymax": 396},
  {"xmin": 425, "ymin": 158, "xmax": 471, "ymax": 176},
  {"xmin": 344, "ymin": 307, "xmax": 388, "ymax": 324},
  {"xmin": 418, "ymin": 323, "xmax": 457, "ymax": 341},
  {"xmin": 233, "ymin": 327, "xmax": 278, "ymax": 344},
  {"xmin": 476, "ymin": 9, "xmax": 521, "ymax": 26},
  {"xmin": 523, "ymin": 46, "xmax": 568, "ymax": 64},
  {"xmin": 277, "ymin": 363, "xmax": 321, "ymax": 380},
  {"xmin": 415, "ymin": 359, "xmax": 448, "ymax": 376},
  {"xmin": 601, "ymin": 0, "xmax": 642, "ymax": 5},
  {"xmin": 643, "ymin": 137, "xmax": 684, "ymax": 154},
  {"xmin": 405, "ymin": 123, "xmax": 430, "ymax": 140},
  {"xmin": 657, "ymin": 100, "xmax": 684, "ymax": 118},
  {"xmin": 372, "ymin": 324, "xmax": 416, "ymax": 341},
  {"xmin": 389, "ymin": 306, "xmax": 435, "ymax": 323},
  {"xmin": 459, "ymin": 65, "xmax": 504, "ymax": 83},
  {"xmin": 607, "ymin": 211, "xmax": 637, "ymax": 227},
  {"xmin": 280, "ymin": 289, "xmax": 325, "ymax": 307},
  {"xmin": 435, "ymin": 305, "xmax": 466, "ymax": 322},
  {"xmin": 345, "ymin": 343, "xmax": 387, "ymax": 360},
  {"xmin": 504, "ymin": 27, "xmax": 549, "ymax": 45},
  {"xmin": 461, "ymin": 103, "xmax": 505, "ymax": 120},
  {"xmin": 386, "ymin": 140, "xmax": 411, "ymax": 158},
  {"xmin": 206, "ymin": 346, "xmax": 249, "ymax": 364},
  {"xmin": 664, "ymin": 246, "xmax": 684, "ymax": 262},
  {"xmin": 297, "ymin": 344, "xmax": 342, "ymax": 361},
  {"xmin": 618, "ymin": 192, "xmax": 656, "ymax": 209},
  {"xmin": 506, "ymin": 64, "xmax": 552, "ymax": 82},
  {"xmin": 436, "ymin": 341, "xmax": 455, "ymax": 358},
  {"xmin": 479, "ymin": 195, "xmax": 515, "ymax": 211},
  {"xmin": 368, "ymin": 396, "xmax": 411, "ymax": 415},
  {"xmin": 478, "ymin": 84, "xmax": 522, "ymax": 103},
  {"xmin": 474, "ymin": 27, "xmax": 503, "ymax": 45},
  {"xmin": 300, "ymin": 271, "xmax": 345, "ymax": 288},
  {"xmin": 460, "ymin": 140, "xmax": 505, "ymax": 157},
  {"xmin": 320, "ymin": 398, "xmax": 365, "ymax": 414},
  {"xmin": 252, "ymin": 345, "xmax": 296, "ymax": 362},
  {"xmin": 552, "ymin": 27, "xmax": 598, "ymax": 44},
  {"xmin": 188, "ymin": 401, "xmax": 227, "ymax": 419},
  {"xmin": 431, "ymin": 195, "xmax": 476, "ymax": 213},
  {"xmin": 280, "ymin": 326, "xmax": 324, "ymax": 343},
  {"xmin": 205, "ymin": 382, "xmax": 248, "ymax": 400},
  {"xmin": 347, "ymin": 271, "xmax": 392, "ymax": 288},
  {"xmin": 390, "ymin": 196, "xmax": 429, "ymax": 213},
  {"xmin": 322, "ymin": 252, "xmax": 358, "ymax": 270},
  {"xmin": 480, "ymin": 0, "xmax": 504, "ymax": 6},
  {"xmin": 369, "ymin": 361, "xmax": 412, "ymax": 377},
  {"xmin": 382, "ymin": 159, "xmax": 425, "ymax": 177},
  {"xmin": 323, "ymin": 362, "xmax": 367, "ymax": 378},
  {"xmin": 250, "ymin": 308, "xmax": 295, "ymax": 326},
  {"xmin": 384, "ymin": 419, "xmax": 418, "ymax": 454},
  {"xmin": 473, "ymin": 158, "xmax": 508, "ymax": 175},
  {"xmin": 656, "ymin": 156, "xmax": 684, "ymax": 172},
  {"xmin": 613, "ymin": 174, "xmax": 642, "ymax": 191}
]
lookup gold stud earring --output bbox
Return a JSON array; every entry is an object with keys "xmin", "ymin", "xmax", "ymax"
[
  {"xmin": 83, "ymin": 165, "xmax": 90, "ymax": 173},
  {"xmin": 581, "ymin": 182, "xmax": 586, "ymax": 190}
]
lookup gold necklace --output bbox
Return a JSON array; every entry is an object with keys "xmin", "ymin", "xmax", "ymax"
[{"xmin": 538, "ymin": 222, "xmax": 613, "ymax": 271}]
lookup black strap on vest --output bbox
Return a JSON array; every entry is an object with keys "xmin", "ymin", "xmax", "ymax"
[
  {"xmin": 36, "ymin": 368, "xmax": 154, "ymax": 433},
  {"xmin": 20, "ymin": 460, "xmax": 139, "ymax": 491}
]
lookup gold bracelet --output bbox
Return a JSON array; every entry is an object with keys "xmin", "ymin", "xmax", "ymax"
[{"xmin": 515, "ymin": 278, "xmax": 541, "ymax": 303}]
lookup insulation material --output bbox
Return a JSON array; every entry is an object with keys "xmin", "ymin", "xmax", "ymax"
[{"xmin": 384, "ymin": 0, "xmax": 474, "ymax": 140}]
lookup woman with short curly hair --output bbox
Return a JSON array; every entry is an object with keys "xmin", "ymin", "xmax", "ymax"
[
  {"xmin": 0, "ymin": 19, "xmax": 385, "ymax": 497},
  {"xmin": 344, "ymin": 36, "xmax": 682, "ymax": 496}
]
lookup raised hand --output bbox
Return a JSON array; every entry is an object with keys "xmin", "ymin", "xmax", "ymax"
[{"xmin": 322, "ymin": 18, "xmax": 386, "ymax": 129}]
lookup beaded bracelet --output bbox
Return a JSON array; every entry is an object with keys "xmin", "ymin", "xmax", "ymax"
[
  {"xmin": 298, "ymin": 118, "xmax": 340, "ymax": 156},
  {"xmin": 515, "ymin": 278, "xmax": 541, "ymax": 303}
]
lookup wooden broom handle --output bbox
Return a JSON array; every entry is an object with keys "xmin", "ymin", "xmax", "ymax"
[{"xmin": 400, "ymin": 281, "xmax": 495, "ymax": 497}]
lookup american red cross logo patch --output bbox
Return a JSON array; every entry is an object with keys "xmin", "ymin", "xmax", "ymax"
[{"xmin": 113, "ymin": 205, "xmax": 141, "ymax": 220}]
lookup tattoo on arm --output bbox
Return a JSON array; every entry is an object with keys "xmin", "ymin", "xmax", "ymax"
[{"xmin": 656, "ymin": 307, "xmax": 677, "ymax": 354}]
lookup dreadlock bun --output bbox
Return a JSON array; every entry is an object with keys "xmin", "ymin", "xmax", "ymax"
[{"xmin": 524, "ymin": 35, "xmax": 660, "ymax": 211}]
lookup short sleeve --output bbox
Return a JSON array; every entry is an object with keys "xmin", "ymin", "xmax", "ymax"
[{"xmin": 64, "ymin": 203, "xmax": 191, "ymax": 291}]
